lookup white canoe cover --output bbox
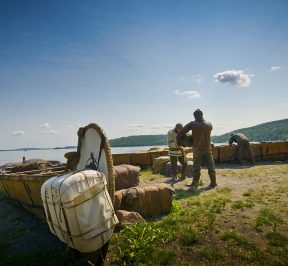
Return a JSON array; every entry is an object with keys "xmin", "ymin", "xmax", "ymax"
[
  {"xmin": 75, "ymin": 123, "xmax": 115, "ymax": 201},
  {"xmin": 41, "ymin": 170, "xmax": 118, "ymax": 253}
]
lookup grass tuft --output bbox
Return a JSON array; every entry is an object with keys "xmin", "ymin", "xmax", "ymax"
[
  {"xmin": 231, "ymin": 200, "xmax": 253, "ymax": 209},
  {"xmin": 201, "ymin": 247, "xmax": 222, "ymax": 262},
  {"xmin": 265, "ymin": 232, "xmax": 288, "ymax": 247},
  {"xmin": 256, "ymin": 208, "xmax": 284, "ymax": 232},
  {"xmin": 179, "ymin": 226, "xmax": 199, "ymax": 246}
]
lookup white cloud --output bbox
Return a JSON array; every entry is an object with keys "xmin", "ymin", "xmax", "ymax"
[
  {"xmin": 174, "ymin": 90, "xmax": 202, "ymax": 99},
  {"xmin": 40, "ymin": 122, "xmax": 50, "ymax": 129},
  {"xmin": 128, "ymin": 124, "xmax": 145, "ymax": 128},
  {"xmin": 269, "ymin": 66, "xmax": 281, "ymax": 72},
  {"xmin": 214, "ymin": 70, "xmax": 251, "ymax": 87},
  {"xmin": 12, "ymin": 130, "xmax": 24, "ymax": 136},
  {"xmin": 281, "ymin": 102, "xmax": 288, "ymax": 106}
]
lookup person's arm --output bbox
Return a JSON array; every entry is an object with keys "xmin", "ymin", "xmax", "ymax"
[
  {"xmin": 177, "ymin": 122, "xmax": 192, "ymax": 141},
  {"xmin": 229, "ymin": 136, "xmax": 234, "ymax": 145}
]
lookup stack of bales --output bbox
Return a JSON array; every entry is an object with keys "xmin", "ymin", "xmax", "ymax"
[{"xmin": 152, "ymin": 152, "xmax": 194, "ymax": 177}]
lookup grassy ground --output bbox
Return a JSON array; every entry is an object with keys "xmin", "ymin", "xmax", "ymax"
[
  {"xmin": 108, "ymin": 162, "xmax": 288, "ymax": 265},
  {"xmin": 0, "ymin": 162, "xmax": 287, "ymax": 265}
]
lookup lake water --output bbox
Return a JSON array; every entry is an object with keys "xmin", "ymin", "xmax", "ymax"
[{"xmin": 0, "ymin": 145, "xmax": 167, "ymax": 165}]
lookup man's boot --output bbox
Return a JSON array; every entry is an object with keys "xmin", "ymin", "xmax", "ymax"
[
  {"xmin": 208, "ymin": 171, "xmax": 217, "ymax": 188},
  {"xmin": 191, "ymin": 173, "xmax": 200, "ymax": 186}
]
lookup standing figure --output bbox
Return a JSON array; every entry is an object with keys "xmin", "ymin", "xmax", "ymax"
[
  {"xmin": 177, "ymin": 109, "xmax": 217, "ymax": 188},
  {"xmin": 167, "ymin": 123, "xmax": 187, "ymax": 180},
  {"xmin": 229, "ymin": 133, "xmax": 255, "ymax": 165}
]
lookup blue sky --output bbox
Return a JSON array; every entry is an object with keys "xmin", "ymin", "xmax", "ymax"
[{"xmin": 0, "ymin": 0, "xmax": 287, "ymax": 149}]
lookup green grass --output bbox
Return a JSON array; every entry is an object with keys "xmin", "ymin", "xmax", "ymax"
[
  {"xmin": 112, "ymin": 221, "xmax": 173, "ymax": 265},
  {"xmin": 256, "ymin": 208, "xmax": 284, "ymax": 232},
  {"xmin": 139, "ymin": 168, "xmax": 165, "ymax": 183},
  {"xmin": 111, "ymin": 188, "xmax": 232, "ymax": 265},
  {"xmin": 179, "ymin": 226, "xmax": 199, "ymax": 245},
  {"xmin": 231, "ymin": 200, "xmax": 253, "ymax": 209},
  {"xmin": 265, "ymin": 232, "xmax": 288, "ymax": 247},
  {"xmin": 276, "ymin": 187, "xmax": 288, "ymax": 194},
  {"xmin": 220, "ymin": 231, "xmax": 256, "ymax": 250},
  {"xmin": 201, "ymin": 247, "xmax": 223, "ymax": 262},
  {"xmin": 220, "ymin": 231, "xmax": 264, "ymax": 262}
]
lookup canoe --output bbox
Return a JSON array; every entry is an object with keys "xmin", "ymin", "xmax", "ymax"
[
  {"xmin": 0, "ymin": 165, "xmax": 67, "ymax": 221},
  {"xmin": 0, "ymin": 122, "xmax": 116, "ymax": 265}
]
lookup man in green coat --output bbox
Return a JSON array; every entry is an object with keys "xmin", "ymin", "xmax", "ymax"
[
  {"xmin": 177, "ymin": 109, "xmax": 217, "ymax": 188},
  {"xmin": 229, "ymin": 133, "xmax": 255, "ymax": 165}
]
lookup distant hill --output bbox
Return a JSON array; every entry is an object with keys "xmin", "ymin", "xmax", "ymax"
[
  {"xmin": 109, "ymin": 135, "xmax": 167, "ymax": 147},
  {"xmin": 211, "ymin": 118, "xmax": 288, "ymax": 143},
  {"xmin": 1, "ymin": 119, "xmax": 286, "ymax": 151},
  {"xmin": 109, "ymin": 119, "xmax": 288, "ymax": 147}
]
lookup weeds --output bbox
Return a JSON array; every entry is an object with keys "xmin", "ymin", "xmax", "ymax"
[
  {"xmin": 112, "ymin": 222, "xmax": 174, "ymax": 265},
  {"xmin": 179, "ymin": 226, "xmax": 199, "ymax": 245},
  {"xmin": 219, "ymin": 231, "xmax": 264, "ymax": 262},
  {"xmin": 201, "ymin": 247, "xmax": 222, "ymax": 262},
  {"xmin": 231, "ymin": 200, "xmax": 253, "ymax": 209},
  {"xmin": 265, "ymin": 232, "xmax": 288, "ymax": 247},
  {"xmin": 220, "ymin": 231, "xmax": 256, "ymax": 250},
  {"xmin": 256, "ymin": 208, "xmax": 284, "ymax": 233}
]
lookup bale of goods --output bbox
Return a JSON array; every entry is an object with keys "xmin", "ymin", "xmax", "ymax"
[
  {"xmin": 152, "ymin": 156, "xmax": 170, "ymax": 174},
  {"xmin": 130, "ymin": 152, "xmax": 151, "ymax": 166},
  {"xmin": 41, "ymin": 170, "xmax": 118, "ymax": 253},
  {"xmin": 112, "ymin": 153, "xmax": 132, "ymax": 165},
  {"xmin": 164, "ymin": 160, "xmax": 193, "ymax": 177},
  {"xmin": 114, "ymin": 164, "xmax": 140, "ymax": 191},
  {"xmin": 114, "ymin": 183, "xmax": 175, "ymax": 218},
  {"xmin": 217, "ymin": 145, "xmax": 237, "ymax": 163},
  {"xmin": 261, "ymin": 142, "xmax": 288, "ymax": 161},
  {"xmin": 153, "ymin": 153, "xmax": 193, "ymax": 175}
]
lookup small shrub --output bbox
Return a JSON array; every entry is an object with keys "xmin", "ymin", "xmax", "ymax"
[
  {"xmin": 179, "ymin": 226, "xmax": 199, "ymax": 246},
  {"xmin": 205, "ymin": 198, "xmax": 228, "ymax": 213},
  {"xmin": 113, "ymin": 221, "xmax": 174, "ymax": 265}
]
